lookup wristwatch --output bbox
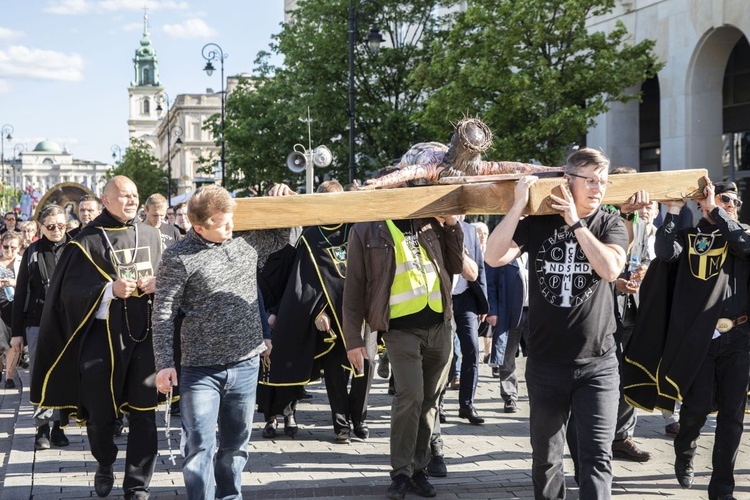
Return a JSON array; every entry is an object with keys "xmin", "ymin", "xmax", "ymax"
[
  {"xmin": 570, "ymin": 219, "xmax": 587, "ymax": 231},
  {"xmin": 620, "ymin": 211, "xmax": 636, "ymax": 221}
]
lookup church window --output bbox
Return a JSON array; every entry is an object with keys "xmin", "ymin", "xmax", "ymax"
[{"xmin": 143, "ymin": 98, "xmax": 150, "ymax": 115}]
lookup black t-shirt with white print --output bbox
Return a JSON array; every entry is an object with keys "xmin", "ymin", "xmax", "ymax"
[{"xmin": 513, "ymin": 207, "xmax": 628, "ymax": 364}]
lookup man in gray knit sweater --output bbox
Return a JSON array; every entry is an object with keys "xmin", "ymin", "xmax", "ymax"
[{"xmin": 152, "ymin": 184, "xmax": 293, "ymax": 499}]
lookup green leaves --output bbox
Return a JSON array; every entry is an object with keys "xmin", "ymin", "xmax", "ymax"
[{"xmin": 108, "ymin": 138, "xmax": 168, "ymax": 202}]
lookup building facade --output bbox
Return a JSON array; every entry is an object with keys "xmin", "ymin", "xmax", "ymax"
[{"xmin": 587, "ymin": 0, "xmax": 750, "ymax": 215}]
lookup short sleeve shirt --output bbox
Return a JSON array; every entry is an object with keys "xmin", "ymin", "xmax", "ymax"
[{"xmin": 513, "ymin": 208, "xmax": 628, "ymax": 363}]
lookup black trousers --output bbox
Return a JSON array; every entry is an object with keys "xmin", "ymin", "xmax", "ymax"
[
  {"xmin": 80, "ymin": 321, "xmax": 157, "ymax": 495},
  {"xmin": 675, "ymin": 325, "xmax": 750, "ymax": 498},
  {"xmin": 320, "ymin": 347, "xmax": 374, "ymax": 433}
]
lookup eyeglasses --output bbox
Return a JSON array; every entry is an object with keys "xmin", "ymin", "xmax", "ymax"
[
  {"xmin": 719, "ymin": 194, "xmax": 743, "ymax": 209},
  {"xmin": 44, "ymin": 223, "xmax": 67, "ymax": 231},
  {"xmin": 167, "ymin": 212, "xmax": 174, "ymax": 216},
  {"xmin": 4, "ymin": 217, "xmax": 15, "ymax": 222},
  {"xmin": 2, "ymin": 245, "xmax": 17, "ymax": 250},
  {"xmin": 567, "ymin": 173, "xmax": 612, "ymax": 188}
]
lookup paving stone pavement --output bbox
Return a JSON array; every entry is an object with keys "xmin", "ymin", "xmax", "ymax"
[{"xmin": 0, "ymin": 356, "xmax": 748, "ymax": 499}]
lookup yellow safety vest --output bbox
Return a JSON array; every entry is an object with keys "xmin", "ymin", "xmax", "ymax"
[{"xmin": 386, "ymin": 220, "xmax": 443, "ymax": 319}]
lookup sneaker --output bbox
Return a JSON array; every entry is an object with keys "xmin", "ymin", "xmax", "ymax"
[
  {"xmin": 335, "ymin": 430, "xmax": 351, "ymax": 444},
  {"xmin": 4, "ymin": 378, "xmax": 15, "ymax": 389},
  {"xmin": 426, "ymin": 455, "xmax": 447, "ymax": 477},
  {"xmin": 410, "ymin": 470, "xmax": 437, "ymax": 497},
  {"xmin": 386, "ymin": 474, "xmax": 410, "ymax": 500},
  {"xmin": 34, "ymin": 423, "xmax": 50, "ymax": 451},
  {"xmin": 50, "ymin": 426, "xmax": 70, "ymax": 447},
  {"xmin": 612, "ymin": 437, "xmax": 652, "ymax": 462},
  {"xmin": 504, "ymin": 399, "xmax": 518, "ymax": 413},
  {"xmin": 665, "ymin": 422, "xmax": 680, "ymax": 437}
]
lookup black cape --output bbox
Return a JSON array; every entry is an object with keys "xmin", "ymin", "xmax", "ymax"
[
  {"xmin": 30, "ymin": 209, "xmax": 163, "ymax": 422},
  {"xmin": 258, "ymin": 224, "xmax": 353, "ymax": 415},
  {"xmin": 624, "ymin": 218, "xmax": 747, "ymax": 412}
]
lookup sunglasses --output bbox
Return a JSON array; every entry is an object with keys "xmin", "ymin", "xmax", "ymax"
[
  {"xmin": 718, "ymin": 194, "xmax": 743, "ymax": 209},
  {"xmin": 2, "ymin": 245, "xmax": 17, "ymax": 250},
  {"xmin": 4, "ymin": 218, "xmax": 15, "ymax": 222},
  {"xmin": 44, "ymin": 223, "xmax": 67, "ymax": 231}
]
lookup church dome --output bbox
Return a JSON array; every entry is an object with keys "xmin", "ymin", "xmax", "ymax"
[{"xmin": 33, "ymin": 140, "xmax": 63, "ymax": 154}]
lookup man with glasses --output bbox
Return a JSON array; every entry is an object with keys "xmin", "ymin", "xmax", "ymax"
[
  {"xmin": 174, "ymin": 202, "xmax": 190, "ymax": 235},
  {"xmin": 166, "ymin": 207, "xmax": 176, "ymax": 226},
  {"xmin": 30, "ymin": 176, "xmax": 163, "ymax": 499},
  {"xmin": 485, "ymin": 148, "xmax": 645, "ymax": 499},
  {"xmin": 626, "ymin": 179, "xmax": 749, "ymax": 500},
  {"xmin": 10, "ymin": 205, "xmax": 71, "ymax": 450},
  {"xmin": 69, "ymin": 195, "xmax": 102, "ymax": 238}
]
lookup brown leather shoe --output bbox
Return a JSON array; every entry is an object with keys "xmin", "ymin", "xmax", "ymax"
[{"xmin": 612, "ymin": 437, "xmax": 652, "ymax": 462}]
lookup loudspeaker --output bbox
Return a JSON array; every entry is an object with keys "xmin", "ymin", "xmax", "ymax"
[
  {"xmin": 312, "ymin": 145, "xmax": 332, "ymax": 168},
  {"xmin": 286, "ymin": 151, "xmax": 307, "ymax": 173}
]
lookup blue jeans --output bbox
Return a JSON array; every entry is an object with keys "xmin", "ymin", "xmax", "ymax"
[{"xmin": 180, "ymin": 356, "xmax": 260, "ymax": 500}]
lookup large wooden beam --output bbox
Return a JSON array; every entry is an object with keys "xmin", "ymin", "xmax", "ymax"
[{"xmin": 234, "ymin": 169, "xmax": 707, "ymax": 230}]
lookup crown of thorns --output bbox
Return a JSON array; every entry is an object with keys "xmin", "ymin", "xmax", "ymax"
[{"xmin": 453, "ymin": 117, "xmax": 493, "ymax": 154}]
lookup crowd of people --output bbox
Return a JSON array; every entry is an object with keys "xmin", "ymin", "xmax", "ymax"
[{"xmin": 0, "ymin": 147, "xmax": 745, "ymax": 500}]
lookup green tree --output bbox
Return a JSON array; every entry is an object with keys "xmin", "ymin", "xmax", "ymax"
[
  {"xmin": 414, "ymin": 0, "xmax": 663, "ymax": 165},
  {"xmin": 108, "ymin": 138, "xmax": 167, "ymax": 200},
  {"xmin": 208, "ymin": 0, "xmax": 447, "ymax": 193}
]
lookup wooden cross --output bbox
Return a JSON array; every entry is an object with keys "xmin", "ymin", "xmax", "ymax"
[{"xmin": 233, "ymin": 169, "xmax": 708, "ymax": 230}]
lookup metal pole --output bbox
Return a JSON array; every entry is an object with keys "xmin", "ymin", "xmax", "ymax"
[
  {"xmin": 166, "ymin": 98, "xmax": 172, "ymax": 206},
  {"xmin": 220, "ymin": 56, "xmax": 225, "ymax": 187},
  {"xmin": 348, "ymin": 0, "xmax": 357, "ymax": 185}
]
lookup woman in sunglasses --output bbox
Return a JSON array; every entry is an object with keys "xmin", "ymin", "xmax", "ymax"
[
  {"xmin": 0, "ymin": 231, "xmax": 22, "ymax": 390},
  {"xmin": 1, "ymin": 212, "xmax": 18, "ymax": 235},
  {"xmin": 9, "ymin": 205, "xmax": 70, "ymax": 450}
]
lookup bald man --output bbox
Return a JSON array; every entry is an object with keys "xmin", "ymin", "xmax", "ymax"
[{"xmin": 31, "ymin": 175, "xmax": 163, "ymax": 499}]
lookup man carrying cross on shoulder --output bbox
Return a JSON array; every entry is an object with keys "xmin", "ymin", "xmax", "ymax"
[{"xmin": 485, "ymin": 148, "xmax": 647, "ymax": 499}]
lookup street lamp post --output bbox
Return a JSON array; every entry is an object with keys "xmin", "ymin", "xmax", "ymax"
[
  {"xmin": 201, "ymin": 43, "xmax": 227, "ymax": 187},
  {"xmin": 111, "ymin": 144, "xmax": 122, "ymax": 163},
  {"xmin": 0, "ymin": 124, "xmax": 13, "ymax": 188},
  {"xmin": 154, "ymin": 92, "xmax": 177, "ymax": 206},
  {"xmin": 348, "ymin": 1, "xmax": 384, "ymax": 184}
]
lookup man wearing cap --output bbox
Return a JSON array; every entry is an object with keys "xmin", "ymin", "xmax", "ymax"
[{"xmin": 654, "ymin": 179, "xmax": 750, "ymax": 500}]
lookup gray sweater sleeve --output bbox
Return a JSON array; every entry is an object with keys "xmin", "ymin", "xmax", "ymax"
[
  {"xmin": 239, "ymin": 228, "xmax": 291, "ymax": 266},
  {"xmin": 152, "ymin": 250, "xmax": 188, "ymax": 372}
]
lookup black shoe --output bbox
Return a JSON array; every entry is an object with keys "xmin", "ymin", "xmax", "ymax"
[
  {"xmin": 34, "ymin": 424, "xmax": 50, "ymax": 451},
  {"xmin": 410, "ymin": 470, "xmax": 437, "ymax": 497},
  {"xmin": 94, "ymin": 463, "xmax": 115, "ymax": 497},
  {"xmin": 113, "ymin": 418, "xmax": 124, "ymax": 437},
  {"xmin": 300, "ymin": 389, "xmax": 313, "ymax": 400},
  {"xmin": 386, "ymin": 474, "xmax": 410, "ymax": 500},
  {"xmin": 124, "ymin": 491, "xmax": 149, "ymax": 500},
  {"xmin": 710, "ymin": 495, "xmax": 737, "ymax": 500},
  {"xmin": 50, "ymin": 426, "xmax": 69, "ymax": 447},
  {"xmin": 262, "ymin": 419, "xmax": 277, "ymax": 439},
  {"xmin": 353, "ymin": 421, "xmax": 369, "ymax": 439},
  {"xmin": 335, "ymin": 430, "xmax": 351, "ymax": 443},
  {"xmin": 675, "ymin": 457, "xmax": 694, "ymax": 488},
  {"xmin": 284, "ymin": 414, "xmax": 298, "ymax": 436},
  {"xmin": 504, "ymin": 399, "xmax": 518, "ymax": 413},
  {"xmin": 438, "ymin": 410, "xmax": 447, "ymax": 424},
  {"xmin": 4, "ymin": 378, "xmax": 15, "ymax": 389},
  {"xmin": 491, "ymin": 367, "xmax": 500, "ymax": 378},
  {"xmin": 458, "ymin": 406, "xmax": 485, "ymax": 424},
  {"xmin": 426, "ymin": 455, "xmax": 447, "ymax": 477}
]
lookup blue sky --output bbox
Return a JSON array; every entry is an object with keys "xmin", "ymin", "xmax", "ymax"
[{"xmin": 0, "ymin": 0, "xmax": 285, "ymax": 164}]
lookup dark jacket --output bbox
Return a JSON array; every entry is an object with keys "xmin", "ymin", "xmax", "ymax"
[
  {"xmin": 342, "ymin": 218, "xmax": 464, "ymax": 349},
  {"xmin": 453, "ymin": 220, "xmax": 489, "ymax": 314},
  {"xmin": 12, "ymin": 235, "xmax": 70, "ymax": 340}
]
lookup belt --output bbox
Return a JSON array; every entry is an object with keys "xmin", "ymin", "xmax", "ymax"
[{"xmin": 716, "ymin": 314, "xmax": 748, "ymax": 334}]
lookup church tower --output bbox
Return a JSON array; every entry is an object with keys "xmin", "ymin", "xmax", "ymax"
[{"xmin": 127, "ymin": 13, "xmax": 163, "ymax": 143}]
